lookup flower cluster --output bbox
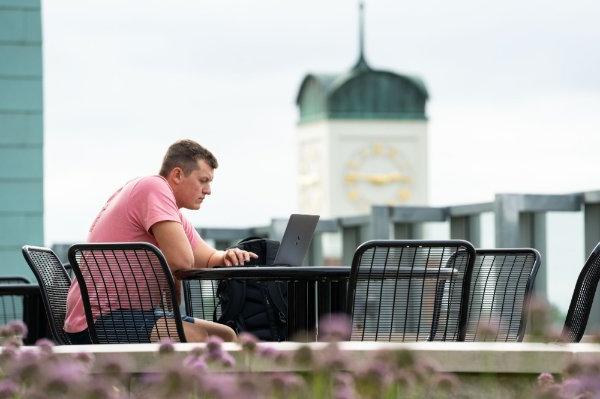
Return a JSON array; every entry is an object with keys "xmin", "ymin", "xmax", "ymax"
[
  {"xmin": 535, "ymin": 357, "xmax": 600, "ymax": 399},
  {"xmin": 0, "ymin": 314, "xmax": 467, "ymax": 398}
]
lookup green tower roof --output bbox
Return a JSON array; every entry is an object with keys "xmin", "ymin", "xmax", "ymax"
[{"xmin": 296, "ymin": 2, "xmax": 429, "ymax": 124}]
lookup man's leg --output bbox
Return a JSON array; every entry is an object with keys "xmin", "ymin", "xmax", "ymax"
[
  {"xmin": 183, "ymin": 318, "xmax": 237, "ymax": 342},
  {"xmin": 151, "ymin": 317, "xmax": 237, "ymax": 342}
]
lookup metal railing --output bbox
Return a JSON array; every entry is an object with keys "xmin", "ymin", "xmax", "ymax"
[
  {"xmin": 188, "ymin": 191, "xmax": 600, "ymax": 330},
  {"xmin": 48, "ymin": 190, "xmax": 600, "ymax": 332}
]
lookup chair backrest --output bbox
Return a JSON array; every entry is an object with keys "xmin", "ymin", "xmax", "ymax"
[
  {"xmin": 465, "ymin": 248, "xmax": 541, "ymax": 342},
  {"xmin": 21, "ymin": 246, "xmax": 73, "ymax": 345},
  {"xmin": 347, "ymin": 240, "xmax": 476, "ymax": 342},
  {"xmin": 562, "ymin": 243, "xmax": 600, "ymax": 342},
  {"xmin": 0, "ymin": 276, "xmax": 31, "ymax": 325},
  {"xmin": 68, "ymin": 242, "xmax": 186, "ymax": 343},
  {"xmin": 182, "ymin": 280, "xmax": 221, "ymax": 321}
]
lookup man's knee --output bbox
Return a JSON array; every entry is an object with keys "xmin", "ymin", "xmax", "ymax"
[{"xmin": 221, "ymin": 325, "xmax": 237, "ymax": 342}]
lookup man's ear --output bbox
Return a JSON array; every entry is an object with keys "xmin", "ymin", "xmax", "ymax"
[{"xmin": 170, "ymin": 167, "xmax": 184, "ymax": 184}]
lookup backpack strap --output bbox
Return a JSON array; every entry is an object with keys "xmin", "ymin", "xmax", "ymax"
[
  {"xmin": 215, "ymin": 280, "xmax": 247, "ymax": 332},
  {"xmin": 266, "ymin": 283, "xmax": 287, "ymax": 324}
]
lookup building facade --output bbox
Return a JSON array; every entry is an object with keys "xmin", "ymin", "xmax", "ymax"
[{"xmin": 0, "ymin": 0, "xmax": 44, "ymax": 277}]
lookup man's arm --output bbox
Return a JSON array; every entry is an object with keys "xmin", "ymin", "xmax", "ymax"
[{"xmin": 151, "ymin": 221, "xmax": 194, "ymax": 271}]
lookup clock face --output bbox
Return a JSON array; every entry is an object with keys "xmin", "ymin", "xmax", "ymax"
[{"xmin": 343, "ymin": 143, "xmax": 413, "ymax": 209}]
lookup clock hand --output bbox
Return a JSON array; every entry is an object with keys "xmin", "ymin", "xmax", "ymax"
[{"xmin": 345, "ymin": 172, "xmax": 411, "ymax": 185}]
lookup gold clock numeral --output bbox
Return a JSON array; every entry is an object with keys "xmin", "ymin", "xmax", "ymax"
[
  {"xmin": 397, "ymin": 189, "xmax": 412, "ymax": 202},
  {"xmin": 372, "ymin": 143, "xmax": 384, "ymax": 155},
  {"xmin": 347, "ymin": 190, "xmax": 359, "ymax": 201}
]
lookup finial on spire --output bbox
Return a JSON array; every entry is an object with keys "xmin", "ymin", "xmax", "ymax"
[{"xmin": 354, "ymin": 1, "xmax": 369, "ymax": 70}]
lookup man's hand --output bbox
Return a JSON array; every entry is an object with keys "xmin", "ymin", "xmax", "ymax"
[{"xmin": 222, "ymin": 248, "xmax": 259, "ymax": 266}]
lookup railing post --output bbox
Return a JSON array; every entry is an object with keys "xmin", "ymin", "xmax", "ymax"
[
  {"xmin": 495, "ymin": 194, "xmax": 547, "ymax": 298},
  {"xmin": 342, "ymin": 226, "xmax": 361, "ymax": 267},
  {"xmin": 449, "ymin": 215, "xmax": 481, "ymax": 247},
  {"xmin": 393, "ymin": 223, "xmax": 422, "ymax": 239},
  {"xmin": 494, "ymin": 194, "xmax": 521, "ymax": 248},
  {"xmin": 519, "ymin": 212, "xmax": 547, "ymax": 298},
  {"xmin": 370, "ymin": 206, "xmax": 392, "ymax": 239}
]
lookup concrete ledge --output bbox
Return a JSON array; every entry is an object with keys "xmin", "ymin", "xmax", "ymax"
[{"xmin": 19, "ymin": 341, "xmax": 599, "ymax": 375}]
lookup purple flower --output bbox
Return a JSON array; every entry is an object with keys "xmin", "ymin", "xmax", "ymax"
[
  {"xmin": 257, "ymin": 345, "xmax": 278, "ymax": 359},
  {"xmin": 239, "ymin": 332, "xmax": 258, "ymax": 352},
  {"xmin": 183, "ymin": 355, "xmax": 207, "ymax": 373},
  {"xmin": 84, "ymin": 379, "xmax": 121, "ymax": 399},
  {"xmin": 221, "ymin": 352, "xmax": 236, "ymax": 368},
  {"xmin": 319, "ymin": 313, "xmax": 352, "ymax": 341},
  {"xmin": 200, "ymin": 374, "xmax": 239, "ymax": 398},
  {"xmin": 358, "ymin": 362, "xmax": 393, "ymax": 387},
  {"xmin": 7, "ymin": 320, "xmax": 28, "ymax": 338},
  {"xmin": 270, "ymin": 372, "xmax": 304, "ymax": 393},
  {"xmin": 0, "ymin": 380, "xmax": 19, "ymax": 399},
  {"xmin": 333, "ymin": 384, "xmax": 356, "ymax": 399},
  {"xmin": 559, "ymin": 377, "xmax": 584, "ymax": 397},
  {"xmin": 206, "ymin": 335, "xmax": 224, "ymax": 351},
  {"xmin": 75, "ymin": 351, "xmax": 94, "ymax": 364},
  {"xmin": 159, "ymin": 338, "xmax": 175, "ymax": 355},
  {"xmin": 334, "ymin": 372, "xmax": 356, "ymax": 399},
  {"xmin": 537, "ymin": 372, "xmax": 555, "ymax": 388},
  {"xmin": 0, "ymin": 345, "xmax": 17, "ymax": 362},
  {"xmin": 190, "ymin": 346, "xmax": 204, "ymax": 357},
  {"xmin": 315, "ymin": 344, "xmax": 348, "ymax": 370},
  {"xmin": 35, "ymin": 338, "xmax": 55, "ymax": 354},
  {"xmin": 44, "ymin": 361, "xmax": 86, "ymax": 394}
]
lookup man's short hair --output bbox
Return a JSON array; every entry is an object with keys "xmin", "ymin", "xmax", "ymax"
[{"xmin": 159, "ymin": 139, "xmax": 218, "ymax": 177}]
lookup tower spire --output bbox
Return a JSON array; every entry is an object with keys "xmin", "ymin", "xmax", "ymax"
[{"xmin": 354, "ymin": 1, "xmax": 369, "ymax": 70}]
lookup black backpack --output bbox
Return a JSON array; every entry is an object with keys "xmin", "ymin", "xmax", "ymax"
[{"xmin": 214, "ymin": 237, "xmax": 288, "ymax": 341}]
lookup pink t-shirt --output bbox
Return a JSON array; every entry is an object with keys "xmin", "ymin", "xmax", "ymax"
[{"xmin": 64, "ymin": 175, "xmax": 201, "ymax": 333}]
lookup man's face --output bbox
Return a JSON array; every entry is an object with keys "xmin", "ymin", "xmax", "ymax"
[{"xmin": 173, "ymin": 159, "xmax": 214, "ymax": 210}]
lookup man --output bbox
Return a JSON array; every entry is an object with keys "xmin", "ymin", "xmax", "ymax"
[{"xmin": 64, "ymin": 139, "xmax": 256, "ymax": 343}]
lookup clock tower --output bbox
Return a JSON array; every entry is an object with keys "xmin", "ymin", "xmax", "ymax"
[{"xmin": 295, "ymin": 2, "xmax": 429, "ymax": 217}]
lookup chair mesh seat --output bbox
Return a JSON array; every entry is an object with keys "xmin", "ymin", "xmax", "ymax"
[
  {"xmin": 183, "ymin": 280, "xmax": 221, "ymax": 321},
  {"xmin": 348, "ymin": 240, "xmax": 476, "ymax": 342},
  {"xmin": 68, "ymin": 243, "xmax": 186, "ymax": 344},
  {"xmin": 22, "ymin": 246, "xmax": 73, "ymax": 345},
  {"xmin": 465, "ymin": 249, "xmax": 540, "ymax": 342}
]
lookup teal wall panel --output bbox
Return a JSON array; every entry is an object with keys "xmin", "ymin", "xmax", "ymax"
[
  {"xmin": 0, "ymin": 113, "xmax": 42, "ymax": 144},
  {"xmin": 0, "ymin": 0, "xmax": 43, "ymax": 279},
  {"xmin": 0, "ymin": 214, "xmax": 43, "ymax": 246},
  {"xmin": 0, "ymin": 1, "xmax": 39, "ymax": 8},
  {"xmin": 0, "ymin": 78, "xmax": 42, "ymax": 111},
  {"xmin": 0, "ymin": 44, "xmax": 42, "ymax": 76},
  {"xmin": 0, "ymin": 181, "xmax": 42, "ymax": 212},
  {"xmin": 0, "ymin": 248, "xmax": 34, "ymax": 281},
  {"xmin": 0, "ymin": 9, "xmax": 41, "ymax": 43},
  {"xmin": 0, "ymin": 146, "xmax": 43, "ymax": 179}
]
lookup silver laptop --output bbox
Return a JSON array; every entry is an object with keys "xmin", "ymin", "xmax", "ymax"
[{"xmin": 272, "ymin": 214, "xmax": 320, "ymax": 266}]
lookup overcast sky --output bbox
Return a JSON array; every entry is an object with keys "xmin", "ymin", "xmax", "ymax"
[{"xmin": 42, "ymin": 0, "xmax": 600, "ymax": 245}]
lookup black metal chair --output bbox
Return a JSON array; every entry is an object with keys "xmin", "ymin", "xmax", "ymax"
[
  {"xmin": 347, "ymin": 240, "xmax": 476, "ymax": 342},
  {"xmin": 0, "ymin": 276, "xmax": 31, "ymax": 325},
  {"xmin": 465, "ymin": 248, "xmax": 541, "ymax": 342},
  {"xmin": 182, "ymin": 280, "xmax": 221, "ymax": 321},
  {"xmin": 21, "ymin": 246, "xmax": 73, "ymax": 345},
  {"xmin": 562, "ymin": 242, "xmax": 600, "ymax": 343},
  {"xmin": 68, "ymin": 242, "xmax": 186, "ymax": 343}
]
